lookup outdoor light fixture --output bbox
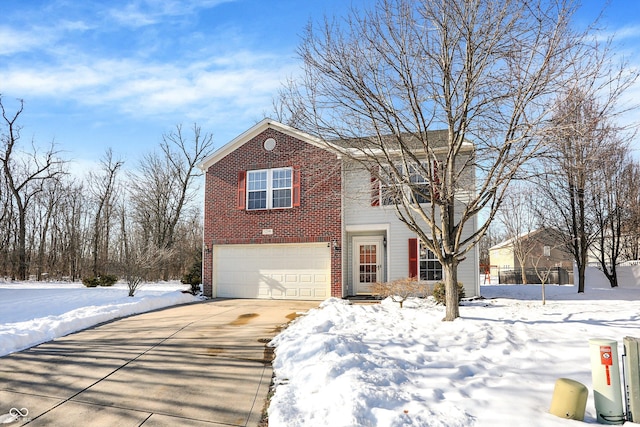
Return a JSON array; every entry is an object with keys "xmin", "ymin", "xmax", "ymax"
[
  {"xmin": 204, "ymin": 244, "xmax": 211, "ymax": 254},
  {"xmin": 383, "ymin": 237, "xmax": 387, "ymax": 247}
]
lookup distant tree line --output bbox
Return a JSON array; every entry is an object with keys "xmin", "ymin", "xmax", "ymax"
[{"xmin": 0, "ymin": 96, "xmax": 214, "ymax": 283}]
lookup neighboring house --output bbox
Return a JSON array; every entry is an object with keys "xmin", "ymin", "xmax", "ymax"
[
  {"xmin": 489, "ymin": 228, "xmax": 573, "ymax": 283},
  {"xmin": 199, "ymin": 119, "xmax": 480, "ymax": 300}
]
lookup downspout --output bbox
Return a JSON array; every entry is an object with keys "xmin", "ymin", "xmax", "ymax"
[{"xmin": 340, "ymin": 154, "xmax": 347, "ymax": 298}]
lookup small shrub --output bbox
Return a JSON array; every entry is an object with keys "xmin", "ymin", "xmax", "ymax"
[
  {"xmin": 432, "ymin": 281, "xmax": 465, "ymax": 306},
  {"xmin": 82, "ymin": 276, "xmax": 100, "ymax": 287},
  {"xmin": 372, "ymin": 278, "xmax": 430, "ymax": 308},
  {"xmin": 181, "ymin": 259, "xmax": 202, "ymax": 295},
  {"xmin": 82, "ymin": 274, "xmax": 118, "ymax": 288},
  {"xmin": 99, "ymin": 274, "xmax": 118, "ymax": 287}
]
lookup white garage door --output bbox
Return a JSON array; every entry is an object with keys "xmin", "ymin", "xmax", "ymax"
[{"xmin": 213, "ymin": 243, "xmax": 331, "ymax": 300}]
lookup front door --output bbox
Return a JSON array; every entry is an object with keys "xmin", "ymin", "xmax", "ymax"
[{"xmin": 353, "ymin": 236, "xmax": 384, "ymax": 294}]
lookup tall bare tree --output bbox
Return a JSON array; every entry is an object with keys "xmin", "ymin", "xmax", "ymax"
[
  {"xmin": 88, "ymin": 149, "xmax": 123, "ymax": 277},
  {"xmin": 497, "ymin": 184, "xmax": 540, "ymax": 284},
  {"xmin": 538, "ymin": 73, "xmax": 636, "ymax": 292},
  {"xmin": 0, "ymin": 97, "xmax": 66, "ymax": 280},
  {"xmin": 591, "ymin": 144, "xmax": 636, "ymax": 287},
  {"xmin": 56, "ymin": 180, "xmax": 88, "ymax": 281},
  {"xmin": 129, "ymin": 123, "xmax": 214, "ymax": 279},
  {"xmin": 32, "ymin": 178, "xmax": 64, "ymax": 280},
  {"xmin": 621, "ymin": 162, "xmax": 640, "ymax": 261},
  {"xmin": 277, "ymin": 0, "xmax": 595, "ymax": 320}
]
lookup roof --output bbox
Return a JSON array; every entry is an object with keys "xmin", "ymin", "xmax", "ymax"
[
  {"xmin": 334, "ymin": 129, "xmax": 474, "ymax": 158},
  {"xmin": 199, "ymin": 119, "xmax": 474, "ymax": 170},
  {"xmin": 489, "ymin": 228, "xmax": 546, "ymax": 251},
  {"xmin": 198, "ymin": 118, "xmax": 345, "ymax": 171}
]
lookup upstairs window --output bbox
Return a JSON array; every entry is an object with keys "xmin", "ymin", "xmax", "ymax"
[
  {"xmin": 409, "ymin": 164, "xmax": 431, "ymax": 204},
  {"xmin": 376, "ymin": 162, "xmax": 435, "ymax": 206},
  {"xmin": 247, "ymin": 170, "xmax": 269, "ymax": 209},
  {"xmin": 239, "ymin": 167, "xmax": 300, "ymax": 210},
  {"xmin": 271, "ymin": 168, "xmax": 293, "ymax": 208}
]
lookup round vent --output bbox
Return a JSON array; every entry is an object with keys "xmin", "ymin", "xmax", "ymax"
[{"xmin": 263, "ymin": 138, "xmax": 276, "ymax": 151}]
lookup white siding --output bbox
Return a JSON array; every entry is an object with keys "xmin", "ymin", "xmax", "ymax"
[{"xmin": 343, "ymin": 161, "xmax": 479, "ymax": 297}]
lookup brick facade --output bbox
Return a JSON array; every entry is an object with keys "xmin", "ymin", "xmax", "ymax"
[{"xmin": 202, "ymin": 127, "xmax": 343, "ymax": 297}]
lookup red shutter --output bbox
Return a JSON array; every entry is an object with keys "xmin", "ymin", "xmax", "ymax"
[
  {"xmin": 237, "ymin": 171, "xmax": 246, "ymax": 210},
  {"xmin": 292, "ymin": 167, "xmax": 301, "ymax": 207},
  {"xmin": 408, "ymin": 238, "xmax": 418, "ymax": 278},
  {"xmin": 371, "ymin": 173, "xmax": 380, "ymax": 206}
]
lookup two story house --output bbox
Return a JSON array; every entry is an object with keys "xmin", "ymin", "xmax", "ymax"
[{"xmin": 199, "ymin": 119, "xmax": 479, "ymax": 300}]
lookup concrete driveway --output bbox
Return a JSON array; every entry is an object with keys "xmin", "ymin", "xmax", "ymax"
[{"xmin": 0, "ymin": 299, "xmax": 319, "ymax": 426}]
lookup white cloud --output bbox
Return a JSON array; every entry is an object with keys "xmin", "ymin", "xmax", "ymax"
[
  {"xmin": 611, "ymin": 24, "xmax": 640, "ymax": 41},
  {"xmin": 0, "ymin": 26, "xmax": 54, "ymax": 55},
  {"xmin": 107, "ymin": 0, "xmax": 235, "ymax": 28},
  {"xmin": 0, "ymin": 49, "xmax": 297, "ymax": 123}
]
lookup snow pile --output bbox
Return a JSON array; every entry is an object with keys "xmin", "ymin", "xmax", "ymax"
[
  {"xmin": 0, "ymin": 281, "xmax": 199, "ymax": 357},
  {"xmin": 269, "ymin": 284, "xmax": 640, "ymax": 427}
]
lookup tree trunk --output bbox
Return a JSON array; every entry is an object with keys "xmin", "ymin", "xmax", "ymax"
[
  {"xmin": 576, "ymin": 259, "xmax": 586, "ymax": 293},
  {"xmin": 519, "ymin": 264, "xmax": 527, "ymax": 285},
  {"xmin": 610, "ymin": 269, "xmax": 618, "ymax": 288},
  {"xmin": 443, "ymin": 258, "xmax": 459, "ymax": 321},
  {"xmin": 17, "ymin": 209, "xmax": 27, "ymax": 280}
]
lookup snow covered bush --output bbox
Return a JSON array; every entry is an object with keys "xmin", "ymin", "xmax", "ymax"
[{"xmin": 432, "ymin": 281, "xmax": 465, "ymax": 305}]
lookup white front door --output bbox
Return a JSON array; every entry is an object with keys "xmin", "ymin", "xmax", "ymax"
[{"xmin": 353, "ymin": 236, "xmax": 384, "ymax": 294}]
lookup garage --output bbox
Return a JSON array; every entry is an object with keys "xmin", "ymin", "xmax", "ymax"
[{"xmin": 212, "ymin": 243, "xmax": 331, "ymax": 300}]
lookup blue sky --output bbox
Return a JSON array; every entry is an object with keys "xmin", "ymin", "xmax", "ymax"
[{"xmin": 1, "ymin": 0, "xmax": 639, "ymax": 169}]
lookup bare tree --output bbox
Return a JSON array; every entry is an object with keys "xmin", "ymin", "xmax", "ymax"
[
  {"xmin": 0, "ymin": 97, "xmax": 66, "ymax": 280},
  {"xmin": 123, "ymin": 246, "xmax": 171, "ymax": 297},
  {"xmin": 621, "ymin": 162, "xmax": 640, "ymax": 261},
  {"xmin": 88, "ymin": 149, "xmax": 123, "ymax": 278},
  {"xmin": 537, "ymin": 74, "xmax": 636, "ymax": 292},
  {"xmin": 129, "ymin": 123, "xmax": 214, "ymax": 279},
  {"xmin": 278, "ymin": 0, "xmax": 594, "ymax": 320},
  {"xmin": 590, "ymin": 143, "xmax": 632, "ymax": 287},
  {"xmin": 32, "ymin": 178, "xmax": 65, "ymax": 280},
  {"xmin": 0, "ymin": 99, "xmax": 214, "ymax": 284},
  {"xmin": 497, "ymin": 184, "xmax": 540, "ymax": 284},
  {"xmin": 60, "ymin": 180, "xmax": 89, "ymax": 281},
  {"xmin": 530, "ymin": 245, "xmax": 559, "ymax": 306}
]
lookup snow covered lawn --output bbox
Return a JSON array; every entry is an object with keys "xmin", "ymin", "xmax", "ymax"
[
  {"xmin": 0, "ymin": 281, "xmax": 199, "ymax": 357},
  {"xmin": 269, "ymin": 284, "xmax": 640, "ymax": 427},
  {"xmin": 2, "ymin": 280, "xmax": 639, "ymax": 426}
]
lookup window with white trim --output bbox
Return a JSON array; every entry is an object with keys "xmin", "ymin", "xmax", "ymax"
[
  {"xmin": 409, "ymin": 164, "xmax": 431, "ymax": 204},
  {"xmin": 380, "ymin": 164, "xmax": 402, "ymax": 205},
  {"xmin": 419, "ymin": 241, "xmax": 442, "ymax": 281},
  {"xmin": 247, "ymin": 167, "xmax": 293, "ymax": 210},
  {"xmin": 379, "ymin": 162, "xmax": 432, "ymax": 206}
]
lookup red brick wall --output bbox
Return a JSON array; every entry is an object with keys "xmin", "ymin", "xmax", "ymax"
[{"xmin": 202, "ymin": 128, "xmax": 343, "ymax": 298}]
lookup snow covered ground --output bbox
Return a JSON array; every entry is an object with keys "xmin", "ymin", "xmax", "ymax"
[
  {"xmin": 2, "ymin": 280, "xmax": 639, "ymax": 426},
  {"xmin": 269, "ymin": 283, "xmax": 640, "ymax": 427},
  {"xmin": 0, "ymin": 280, "xmax": 199, "ymax": 357}
]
